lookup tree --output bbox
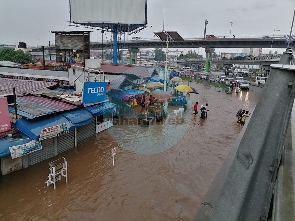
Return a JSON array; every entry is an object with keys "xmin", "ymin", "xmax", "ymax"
[
  {"xmin": 179, "ymin": 50, "xmax": 203, "ymax": 60},
  {"xmin": 154, "ymin": 48, "xmax": 166, "ymax": 61},
  {"xmin": 0, "ymin": 48, "xmax": 33, "ymax": 64}
]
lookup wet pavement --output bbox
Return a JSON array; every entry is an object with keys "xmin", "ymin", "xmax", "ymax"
[{"xmin": 0, "ymin": 82, "xmax": 261, "ymax": 221}]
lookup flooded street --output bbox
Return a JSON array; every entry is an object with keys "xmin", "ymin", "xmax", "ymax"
[{"xmin": 0, "ymin": 81, "xmax": 261, "ymax": 221}]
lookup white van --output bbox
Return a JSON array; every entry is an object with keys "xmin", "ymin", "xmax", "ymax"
[{"xmin": 255, "ymin": 76, "xmax": 268, "ymax": 86}]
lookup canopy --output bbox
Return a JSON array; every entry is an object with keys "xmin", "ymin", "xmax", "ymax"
[
  {"xmin": 117, "ymin": 89, "xmax": 146, "ymax": 102},
  {"xmin": 15, "ymin": 114, "xmax": 74, "ymax": 140},
  {"xmin": 84, "ymin": 102, "xmax": 116, "ymax": 116},
  {"xmin": 150, "ymin": 90, "xmax": 173, "ymax": 102},
  {"xmin": 175, "ymin": 85, "xmax": 199, "ymax": 94},
  {"xmin": 146, "ymin": 82, "xmax": 164, "ymax": 89},
  {"xmin": 149, "ymin": 76, "xmax": 161, "ymax": 82},
  {"xmin": 0, "ymin": 134, "xmax": 33, "ymax": 158},
  {"xmin": 171, "ymin": 77, "xmax": 183, "ymax": 82},
  {"xmin": 62, "ymin": 109, "xmax": 93, "ymax": 127}
]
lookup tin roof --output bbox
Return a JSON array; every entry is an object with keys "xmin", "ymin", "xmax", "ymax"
[
  {"xmin": 9, "ymin": 95, "xmax": 80, "ymax": 119},
  {"xmin": 0, "ymin": 78, "xmax": 57, "ymax": 96}
]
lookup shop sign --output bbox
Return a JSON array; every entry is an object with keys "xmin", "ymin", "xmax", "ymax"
[
  {"xmin": 0, "ymin": 97, "xmax": 11, "ymax": 133},
  {"xmin": 9, "ymin": 140, "xmax": 42, "ymax": 159},
  {"xmin": 82, "ymin": 82, "xmax": 107, "ymax": 104},
  {"xmin": 39, "ymin": 122, "xmax": 71, "ymax": 141}
]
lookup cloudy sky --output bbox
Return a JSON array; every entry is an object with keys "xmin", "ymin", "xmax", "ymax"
[{"xmin": 0, "ymin": 0, "xmax": 294, "ymax": 54}]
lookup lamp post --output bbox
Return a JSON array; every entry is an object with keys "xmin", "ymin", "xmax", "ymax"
[
  {"xmin": 230, "ymin": 22, "xmax": 233, "ymax": 36},
  {"xmin": 101, "ymin": 29, "xmax": 104, "ymax": 61},
  {"xmin": 204, "ymin": 19, "xmax": 208, "ymax": 39},
  {"xmin": 164, "ymin": 34, "xmax": 169, "ymax": 92},
  {"xmin": 271, "ymin": 29, "xmax": 280, "ymax": 48}
]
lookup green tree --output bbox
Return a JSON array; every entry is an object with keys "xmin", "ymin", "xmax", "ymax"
[
  {"xmin": 154, "ymin": 48, "xmax": 166, "ymax": 61},
  {"xmin": 0, "ymin": 48, "xmax": 33, "ymax": 64},
  {"xmin": 179, "ymin": 50, "xmax": 203, "ymax": 60}
]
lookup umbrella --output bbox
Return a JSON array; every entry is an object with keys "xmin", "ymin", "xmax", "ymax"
[
  {"xmin": 138, "ymin": 86, "xmax": 150, "ymax": 93},
  {"xmin": 171, "ymin": 77, "xmax": 183, "ymax": 82},
  {"xmin": 175, "ymin": 85, "xmax": 199, "ymax": 94},
  {"xmin": 146, "ymin": 82, "xmax": 164, "ymax": 89},
  {"xmin": 149, "ymin": 76, "xmax": 161, "ymax": 82},
  {"xmin": 150, "ymin": 89, "xmax": 173, "ymax": 102}
]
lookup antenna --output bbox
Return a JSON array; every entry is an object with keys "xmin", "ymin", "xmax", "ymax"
[
  {"xmin": 162, "ymin": 7, "xmax": 165, "ymax": 32},
  {"xmin": 288, "ymin": 9, "xmax": 295, "ymax": 48}
]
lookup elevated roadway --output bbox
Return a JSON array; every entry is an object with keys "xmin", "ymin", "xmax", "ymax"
[
  {"xmin": 31, "ymin": 37, "xmax": 290, "ymax": 52},
  {"xmin": 177, "ymin": 58, "xmax": 281, "ymax": 66}
]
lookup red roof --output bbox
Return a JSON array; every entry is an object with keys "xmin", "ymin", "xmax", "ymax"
[{"xmin": 0, "ymin": 78, "xmax": 57, "ymax": 96}]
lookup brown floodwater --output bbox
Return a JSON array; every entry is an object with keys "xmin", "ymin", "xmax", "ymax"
[{"xmin": 0, "ymin": 81, "xmax": 261, "ymax": 221}]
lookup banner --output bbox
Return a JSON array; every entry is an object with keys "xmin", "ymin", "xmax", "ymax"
[
  {"xmin": 0, "ymin": 97, "xmax": 11, "ymax": 133},
  {"xmin": 82, "ymin": 82, "xmax": 107, "ymax": 104},
  {"xmin": 39, "ymin": 122, "xmax": 71, "ymax": 141},
  {"xmin": 9, "ymin": 140, "xmax": 42, "ymax": 159}
]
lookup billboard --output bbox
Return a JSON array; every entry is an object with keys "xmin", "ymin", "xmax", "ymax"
[
  {"xmin": 0, "ymin": 97, "xmax": 11, "ymax": 133},
  {"xmin": 69, "ymin": 0, "xmax": 147, "ymax": 26},
  {"xmin": 82, "ymin": 82, "xmax": 107, "ymax": 104}
]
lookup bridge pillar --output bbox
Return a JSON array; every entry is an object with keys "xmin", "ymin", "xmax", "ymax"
[
  {"xmin": 128, "ymin": 48, "xmax": 139, "ymax": 65},
  {"xmin": 205, "ymin": 47, "xmax": 212, "ymax": 73}
]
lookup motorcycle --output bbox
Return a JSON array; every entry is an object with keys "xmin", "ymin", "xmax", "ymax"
[{"xmin": 200, "ymin": 106, "xmax": 208, "ymax": 119}]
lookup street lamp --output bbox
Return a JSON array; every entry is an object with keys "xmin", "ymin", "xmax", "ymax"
[
  {"xmin": 204, "ymin": 19, "xmax": 208, "ymax": 39},
  {"xmin": 164, "ymin": 34, "xmax": 169, "ymax": 92},
  {"xmin": 271, "ymin": 29, "xmax": 280, "ymax": 48},
  {"xmin": 230, "ymin": 22, "xmax": 233, "ymax": 36},
  {"xmin": 101, "ymin": 29, "xmax": 105, "ymax": 60}
]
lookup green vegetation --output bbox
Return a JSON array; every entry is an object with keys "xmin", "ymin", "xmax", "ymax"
[
  {"xmin": 0, "ymin": 48, "xmax": 33, "ymax": 64},
  {"xmin": 178, "ymin": 50, "xmax": 203, "ymax": 60},
  {"xmin": 181, "ymin": 76, "xmax": 228, "ymax": 89},
  {"xmin": 154, "ymin": 48, "xmax": 166, "ymax": 61}
]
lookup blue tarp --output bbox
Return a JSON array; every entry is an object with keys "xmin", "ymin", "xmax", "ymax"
[
  {"xmin": 84, "ymin": 102, "xmax": 116, "ymax": 116},
  {"xmin": 62, "ymin": 109, "xmax": 93, "ymax": 127},
  {"xmin": 0, "ymin": 134, "xmax": 33, "ymax": 158},
  {"xmin": 15, "ymin": 115, "xmax": 74, "ymax": 140},
  {"xmin": 149, "ymin": 76, "xmax": 161, "ymax": 82}
]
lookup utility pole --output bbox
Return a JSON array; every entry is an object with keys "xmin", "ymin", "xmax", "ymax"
[
  {"xmin": 204, "ymin": 19, "xmax": 208, "ymax": 39},
  {"xmin": 164, "ymin": 35, "xmax": 169, "ymax": 92},
  {"xmin": 230, "ymin": 22, "xmax": 233, "ymax": 36},
  {"xmin": 49, "ymin": 41, "xmax": 52, "ymax": 60},
  {"xmin": 42, "ymin": 46, "xmax": 45, "ymax": 70},
  {"xmin": 101, "ymin": 29, "xmax": 104, "ymax": 61}
]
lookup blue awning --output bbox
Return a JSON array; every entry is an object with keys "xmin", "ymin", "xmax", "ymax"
[
  {"xmin": 15, "ymin": 115, "xmax": 74, "ymax": 140},
  {"xmin": 84, "ymin": 102, "xmax": 116, "ymax": 116},
  {"xmin": 0, "ymin": 134, "xmax": 33, "ymax": 158},
  {"xmin": 62, "ymin": 109, "xmax": 93, "ymax": 127}
]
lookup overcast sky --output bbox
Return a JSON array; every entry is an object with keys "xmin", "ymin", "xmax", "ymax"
[{"xmin": 0, "ymin": 0, "xmax": 294, "ymax": 54}]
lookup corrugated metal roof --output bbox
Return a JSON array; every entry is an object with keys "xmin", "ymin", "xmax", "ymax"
[
  {"xmin": 9, "ymin": 95, "xmax": 79, "ymax": 119},
  {"xmin": 30, "ymin": 88, "xmax": 82, "ymax": 105},
  {"xmin": 73, "ymin": 63, "xmax": 154, "ymax": 79},
  {"xmin": 0, "ymin": 78, "xmax": 57, "ymax": 96},
  {"xmin": 110, "ymin": 75, "xmax": 127, "ymax": 90},
  {"xmin": 122, "ymin": 66, "xmax": 152, "ymax": 78}
]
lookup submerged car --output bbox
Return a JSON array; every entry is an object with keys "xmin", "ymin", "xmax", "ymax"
[{"xmin": 239, "ymin": 81, "xmax": 250, "ymax": 90}]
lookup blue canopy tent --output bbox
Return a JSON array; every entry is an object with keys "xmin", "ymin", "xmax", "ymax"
[
  {"xmin": 0, "ymin": 134, "xmax": 33, "ymax": 158},
  {"xmin": 84, "ymin": 102, "xmax": 116, "ymax": 117},
  {"xmin": 15, "ymin": 115, "xmax": 74, "ymax": 140},
  {"xmin": 62, "ymin": 109, "xmax": 93, "ymax": 127}
]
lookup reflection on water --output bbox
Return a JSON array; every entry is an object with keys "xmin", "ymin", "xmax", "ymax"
[
  {"xmin": 0, "ymin": 82, "xmax": 261, "ymax": 221},
  {"xmin": 108, "ymin": 105, "xmax": 192, "ymax": 155}
]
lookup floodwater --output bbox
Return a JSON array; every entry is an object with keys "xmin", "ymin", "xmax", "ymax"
[{"xmin": 0, "ymin": 81, "xmax": 261, "ymax": 221}]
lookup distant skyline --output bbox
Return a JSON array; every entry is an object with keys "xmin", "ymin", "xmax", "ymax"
[{"xmin": 0, "ymin": 0, "xmax": 294, "ymax": 55}]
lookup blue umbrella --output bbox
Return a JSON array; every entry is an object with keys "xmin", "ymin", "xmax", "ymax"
[
  {"xmin": 191, "ymin": 87, "xmax": 199, "ymax": 94},
  {"xmin": 149, "ymin": 76, "xmax": 161, "ymax": 82}
]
